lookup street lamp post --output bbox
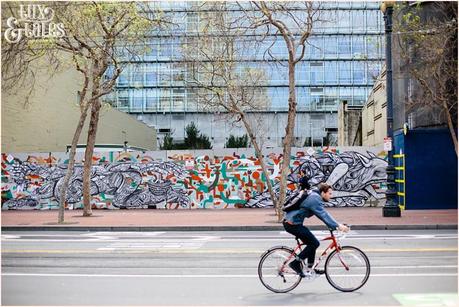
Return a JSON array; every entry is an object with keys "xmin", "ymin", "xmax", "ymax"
[{"xmin": 381, "ymin": 1, "xmax": 401, "ymax": 217}]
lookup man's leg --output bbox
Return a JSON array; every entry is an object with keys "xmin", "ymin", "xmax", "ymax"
[
  {"xmin": 295, "ymin": 226, "xmax": 320, "ymax": 268},
  {"xmin": 283, "ymin": 223, "xmax": 320, "ymax": 277}
]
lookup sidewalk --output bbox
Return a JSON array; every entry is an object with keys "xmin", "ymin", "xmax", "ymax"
[{"xmin": 1, "ymin": 207, "xmax": 457, "ymax": 231}]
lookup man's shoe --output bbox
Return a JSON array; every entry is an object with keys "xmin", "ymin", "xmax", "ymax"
[
  {"xmin": 314, "ymin": 268, "xmax": 325, "ymax": 275},
  {"xmin": 289, "ymin": 260, "xmax": 306, "ymax": 278}
]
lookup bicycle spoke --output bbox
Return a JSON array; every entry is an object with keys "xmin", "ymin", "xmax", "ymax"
[
  {"xmin": 325, "ymin": 246, "xmax": 370, "ymax": 292},
  {"xmin": 258, "ymin": 247, "xmax": 302, "ymax": 293}
]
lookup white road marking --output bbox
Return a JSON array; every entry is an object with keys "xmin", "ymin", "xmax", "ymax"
[{"xmin": 2, "ymin": 273, "xmax": 458, "ymax": 278}]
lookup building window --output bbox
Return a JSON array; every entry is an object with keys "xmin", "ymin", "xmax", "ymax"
[
  {"xmin": 159, "ymin": 88, "xmax": 171, "ymax": 112},
  {"xmin": 117, "ymin": 90, "xmax": 129, "ymax": 110},
  {"xmin": 131, "ymin": 65, "xmax": 144, "ymax": 86},
  {"xmin": 145, "ymin": 89, "xmax": 158, "ymax": 111},
  {"xmin": 338, "ymin": 36, "xmax": 352, "ymax": 58},
  {"xmin": 310, "ymin": 87, "xmax": 324, "ymax": 110},
  {"xmin": 325, "ymin": 61, "xmax": 338, "ymax": 84},
  {"xmin": 339, "ymin": 61, "xmax": 352, "ymax": 83},
  {"xmin": 145, "ymin": 64, "xmax": 158, "ymax": 86},
  {"xmin": 131, "ymin": 90, "xmax": 144, "ymax": 112},
  {"xmin": 310, "ymin": 62, "xmax": 324, "ymax": 84},
  {"xmin": 117, "ymin": 68, "xmax": 129, "ymax": 87},
  {"xmin": 352, "ymin": 36, "xmax": 365, "ymax": 58},
  {"xmin": 323, "ymin": 36, "xmax": 338, "ymax": 57},
  {"xmin": 353, "ymin": 61, "xmax": 366, "ymax": 84},
  {"xmin": 172, "ymin": 89, "xmax": 185, "ymax": 111}
]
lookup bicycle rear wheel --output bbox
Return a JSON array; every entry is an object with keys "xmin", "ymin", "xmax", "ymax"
[
  {"xmin": 325, "ymin": 246, "xmax": 370, "ymax": 292},
  {"xmin": 258, "ymin": 247, "xmax": 302, "ymax": 293}
]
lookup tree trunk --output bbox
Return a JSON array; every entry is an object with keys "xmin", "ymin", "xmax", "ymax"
[
  {"xmin": 82, "ymin": 97, "xmax": 102, "ymax": 216},
  {"xmin": 239, "ymin": 113, "xmax": 278, "ymax": 214},
  {"xmin": 278, "ymin": 60, "xmax": 297, "ymax": 222},
  {"xmin": 442, "ymin": 99, "xmax": 458, "ymax": 156},
  {"xmin": 58, "ymin": 101, "xmax": 91, "ymax": 223}
]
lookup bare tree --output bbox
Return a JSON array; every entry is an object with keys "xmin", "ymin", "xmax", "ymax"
[
  {"xmin": 2, "ymin": 1, "xmax": 167, "ymax": 222},
  {"xmin": 183, "ymin": 2, "xmax": 279, "ymax": 211},
  {"xmin": 237, "ymin": 1, "xmax": 321, "ymax": 221},
  {"xmin": 394, "ymin": 2, "xmax": 458, "ymax": 155},
  {"xmin": 184, "ymin": 2, "xmax": 322, "ymax": 221},
  {"xmin": 53, "ymin": 2, "xmax": 167, "ymax": 219}
]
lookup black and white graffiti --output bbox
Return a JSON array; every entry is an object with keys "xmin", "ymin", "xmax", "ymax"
[
  {"xmin": 2, "ymin": 160, "xmax": 190, "ymax": 209},
  {"xmin": 246, "ymin": 151, "xmax": 387, "ymax": 208}
]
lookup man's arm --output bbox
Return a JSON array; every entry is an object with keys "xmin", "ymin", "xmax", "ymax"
[{"xmin": 310, "ymin": 201, "xmax": 340, "ymax": 230}]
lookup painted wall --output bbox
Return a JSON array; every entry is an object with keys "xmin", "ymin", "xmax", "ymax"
[
  {"xmin": 1, "ymin": 147, "xmax": 387, "ymax": 210},
  {"xmin": 395, "ymin": 128, "xmax": 457, "ymax": 209},
  {"xmin": 2, "ymin": 61, "xmax": 157, "ymax": 153}
]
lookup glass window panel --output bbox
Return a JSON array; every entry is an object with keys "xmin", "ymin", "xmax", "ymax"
[
  {"xmin": 145, "ymin": 64, "xmax": 158, "ymax": 85},
  {"xmin": 159, "ymin": 88, "xmax": 171, "ymax": 111},
  {"xmin": 339, "ymin": 61, "xmax": 352, "ymax": 83},
  {"xmin": 353, "ymin": 87, "xmax": 366, "ymax": 105},
  {"xmin": 338, "ymin": 36, "xmax": 352, "ymax": 58},
  {"xmin": 131, "ymin": 90, "xmax": 144, "ymax": 111},
  {"xmin": 352, "ymin": 36, "xmax": 365, "ymax": 57},
  {"xmin": 323, "ymin": 36, "xmax": 337, "ymax": 57},
  {"xmin": 310, "ymin": 62, "xmax": 324, "ymax": 85},
  {"xmin": 339, "ymin": 87, "xmax": 352, "ymax": 104},
  {"xmin": 172, "ymin": 88, "xmax": 185, "ymax": 111},
  {"xmin": 366, "ymin": 10, "xmax": 379, "ymax": 32},
  {"xmin": 296, "ymin": 87, "xmax": 309, "ymax": 109},
  {"xmin": 308, "ymin": 36, "xmax": 323, "ymax": 58},
  {"xmin": 366, "ymin": 36, "xmax": 379, "ymax": 57},
  {"xmin": 338, "ymin": 10, "xmax": 351, "ymax": 32},
  {"xmin": 159, "ymin": 38, "xmax": 172, "ymax": 58},
  {"xmin": 131, "ymin": 64, "xmax": 144, "ymax": 86},
  {"xmin": 269, "ymin": 87, "xmax": 288, "ymax": 110},
  {"xmin": 324, "ymin": 87, "xmax": 339, "ymax": 111},
  {"xmin": 145, "ymin": 41, "xmax": 158, "ymax": 60},
  {"xmin": 117, "ymin": 90, "xmax": 129, "ymax": 110},
  {"xmin": 352, "ymin": 10, "xmax": 366, "ymax": 31},
  {"xmin": 158, "ymin": 63, "xmax": 171, "ymax": 86},
  {"xmin": 145, "ymin": 89, "xmax": 158, "ymax": 111},
  {"xmin": 353, "ymin": 61, "xmax": 366, "ymax": 84},
  {"xmin": 117, "ymin": 67, "xmax": 129, "ymax": 87},
  {"xmin": 295, "ymin": 61, "xmax": 310, "ymax": 84},
  {"xmin": 367, "ymin": 61, "xmax": 382, "ymax": 81},
  {"xmin": 324, "ymin": 61, "xmax": 338, "ymax": 84}
]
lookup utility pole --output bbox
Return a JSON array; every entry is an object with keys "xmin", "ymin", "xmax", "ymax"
[{"xmin": 381, "ymin": 1, "xmax": 401, "ymax": 217}]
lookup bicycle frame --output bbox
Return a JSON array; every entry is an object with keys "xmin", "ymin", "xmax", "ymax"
[{"xmin": 282, "ymin": 230, "xmax": 348, "ymax": 271}]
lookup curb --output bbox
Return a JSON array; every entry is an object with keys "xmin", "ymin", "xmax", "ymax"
[{"xmin": 2, "ymin": 224, "xmax": 457, "ymax": 231}]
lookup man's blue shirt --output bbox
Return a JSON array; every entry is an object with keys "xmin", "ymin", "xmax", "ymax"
[{"xmin": 284, "ymin": 189, "xmax": 339, "ymax": 230}]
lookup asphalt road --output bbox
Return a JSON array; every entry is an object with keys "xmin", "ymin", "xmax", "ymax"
[{"xmin": 2, "ymin": 229, "xmax": 458, "ymax": 306}]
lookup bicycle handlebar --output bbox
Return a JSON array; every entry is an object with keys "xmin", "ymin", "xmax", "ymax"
[{"xmin": 329, "ymin": 224, "xmax": 351, "ymax": 240}]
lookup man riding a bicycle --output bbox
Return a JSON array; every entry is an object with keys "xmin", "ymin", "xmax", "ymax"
[{"xmin": 283, "ymin": 182, "xmax": 350, "ymax": 278}]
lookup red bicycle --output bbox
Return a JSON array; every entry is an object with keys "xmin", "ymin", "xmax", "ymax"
[{"xmin": 258, "ymin": 226, "xmax": 370, "ymax": 293}]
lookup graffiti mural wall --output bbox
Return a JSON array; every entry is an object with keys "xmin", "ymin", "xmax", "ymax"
[{"xmin": 1, "ymin": 148, "xmax": 387, "ymax": 210}]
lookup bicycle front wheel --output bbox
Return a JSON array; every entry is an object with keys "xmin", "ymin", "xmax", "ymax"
[
  {"xmin": 325, "ymin": 246, "xmax": 370, "ymax": 292},
  {"xmin": 258, "ymin": 247, "xmax": 302, "ymax": 293}
]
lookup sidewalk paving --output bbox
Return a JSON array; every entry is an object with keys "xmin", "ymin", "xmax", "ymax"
[{"xmin": 1, "ymin": 207, "xmax": 457, "ymax": 231}]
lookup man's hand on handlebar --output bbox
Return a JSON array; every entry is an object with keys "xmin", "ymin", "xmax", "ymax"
[{"xmin": 337, "ymin": 224, "xmax": 350, "ymax": 233}]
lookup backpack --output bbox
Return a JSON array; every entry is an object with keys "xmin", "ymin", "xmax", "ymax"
[{"xmin": 282, "ymin": 189, "xmax": 309, "ymax": 212}]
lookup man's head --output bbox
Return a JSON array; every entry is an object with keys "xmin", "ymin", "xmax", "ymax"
[{"xmin": 319, "ymin": 183, "xmax": 333, "ymax": 202}]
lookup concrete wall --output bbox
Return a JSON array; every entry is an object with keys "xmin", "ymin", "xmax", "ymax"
[
  {"xmin": 2, "ymin": 146, "xmax": 388, "ymax": 210},
  {"xmin": 338, "ymin": 101, "xmax": 362, "ymax": 146},
  {"xmin": 362, "ymin": 68, "xmax": 387, "ymax": 147},
  {"xmin": 135, "ymin": 111, "xmax": 339, "ymax": 148},
  {"xmin": 2, "ymin": 63, "xmax": 157, "ymax": 153}
]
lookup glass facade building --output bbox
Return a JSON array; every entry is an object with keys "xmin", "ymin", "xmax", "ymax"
[{"xmin": 107, "ymin": 1, "xmax": 385, "ymax": 147}]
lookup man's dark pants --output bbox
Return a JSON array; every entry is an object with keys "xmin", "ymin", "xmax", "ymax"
[{"xmin": 283, "ymin": 221, "xmax": 320, "ymax": 267}]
